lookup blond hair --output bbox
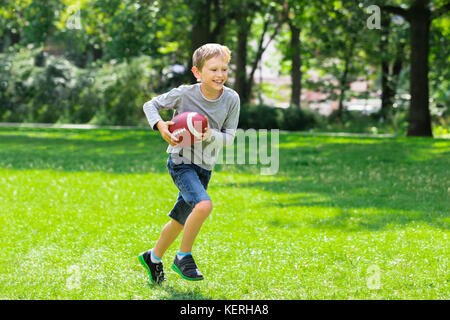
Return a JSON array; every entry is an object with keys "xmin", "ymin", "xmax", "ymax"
[{"xmin": 192, "ymin": 43, "xmax": 231, "ymax": 71}]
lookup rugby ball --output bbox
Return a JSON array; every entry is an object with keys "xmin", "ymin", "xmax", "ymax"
[{"xmin": 169, "ymin": 111, "xmax": 208, "ymax": 146}]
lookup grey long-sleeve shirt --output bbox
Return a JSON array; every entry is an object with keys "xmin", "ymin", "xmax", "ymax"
[{"xmin": 143, "ymin": 83, "xmax": 240, "ymax": 170}]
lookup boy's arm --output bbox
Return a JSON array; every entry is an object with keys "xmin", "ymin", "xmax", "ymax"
[
  {"xmin": 143, "ymin": 87, "xmax": 183, "ymax": 146},
  {"xmin": 143, "ymin": 100, "xmax": 164, "ymax": 131}
]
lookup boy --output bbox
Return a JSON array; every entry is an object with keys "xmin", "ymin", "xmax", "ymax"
[{"xmin": 139, "ymin": 43, "xmax": 240, "ymax": 283}]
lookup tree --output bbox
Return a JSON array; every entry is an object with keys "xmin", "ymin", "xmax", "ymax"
[
  {"xmin": 186, "ymin": 0, "xmax": 227, "ymax": 83},
  {"xmin": 379, "ymin": 13, "xmax": 408, "ymax": 119},
  {"xmin": 304, "ymin": 1, "xmax": 370, "ymax": 121},
  {"xmin": 282, "ymin": 0, "xmax": 308, "ymax": 108},
  {"xmin": 230, "ymin": 0, "xmax": 283, "ymax": 105},
  {"xmin": 381, "ymin": 0, "xmax": 450, "ymax": 136},
  {"xmin": 0, "ymin": 0, "xmax": 62, "ymax": 49}
]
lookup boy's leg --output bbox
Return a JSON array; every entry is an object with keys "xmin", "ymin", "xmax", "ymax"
[
  {"xmin": 166, "ymin": 156, "xmax": 212, "ymax": 280},
  {"xmin": 153, "ymin": 219, "xmax": 184, "ymax": 258},
  {"xmin": 172, "ymin": 199, "xmax": 211, "ymax": 281},
  {"xmin": 139, "ymin": 218, "xmax": 183, "ymax": 285},
  {"xmin": 179, "ymin": 200, "xmax": 212, "ymax": 253}
]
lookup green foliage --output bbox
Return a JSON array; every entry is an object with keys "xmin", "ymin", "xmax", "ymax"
[
  {"xmin": 281, "ymin": 106, "xmax": 322, "ymax": 131},
  {"xmin": 238, "ymin": 104, "xmax": 281, "ymax": 130},
  {"xmin": 0, "ymin": 47, "xmax": 163, "ymax": 126},
  {"xmin": 238, "ymin": 104, "xmax": 323, "ymax": 131},
  {"xmin": 0, "ymin": 0, "xmax": 448, "ymax": 136},
  {"xmin": 325, "ymin": 109, "xmax": 408, "ymax": 135},
  {"xmin": 0, "ymin": 47, "xmax": 77, "ymax": 123},
  {"xmin": 88, "ymin": 56, "xmax": 156, "ymax": 126},
  {"xmin": 429, "ymin": 15, "xmax": 450, "ymax": 118}
]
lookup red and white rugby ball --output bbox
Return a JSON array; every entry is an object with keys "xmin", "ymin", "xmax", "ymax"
[{"xmin": 169, "ymin": 111, "xmax": 208, "ymax": 146}]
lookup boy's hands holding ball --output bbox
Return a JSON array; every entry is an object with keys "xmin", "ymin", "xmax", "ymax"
[
  {"xmin": 156, "ymin": 120, "xmax": 179, "ymax": 146},
  {"xmin": 157, "ymin": 113, "xmax": 211, "ymax": 146}
]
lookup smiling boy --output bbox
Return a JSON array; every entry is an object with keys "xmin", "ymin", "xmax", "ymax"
[{"xmin": 140, "ymin": 44, "xmax": 240, "ymax": 283}]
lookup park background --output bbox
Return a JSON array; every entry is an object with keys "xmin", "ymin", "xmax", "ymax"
[
  {"xmin": 0, "ymin": 0, "xmax": 449, "ymax": 300},
  {"xmin": 0, "ymin": 0, "xmax": 449, "ymax": 136}
]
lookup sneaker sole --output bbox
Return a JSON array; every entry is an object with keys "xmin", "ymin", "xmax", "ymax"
[
  {"xmin": 138, "ymin": 253, "xmax": 156, "ymax": 284},
  {"xmin": 171, "ymin": 263, "xmax": 204, "ymax": 281}
]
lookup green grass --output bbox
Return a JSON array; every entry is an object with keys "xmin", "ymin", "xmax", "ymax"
[{"xmin": 0, "ymin": 126, "xmax": 449, "ymax": 300}]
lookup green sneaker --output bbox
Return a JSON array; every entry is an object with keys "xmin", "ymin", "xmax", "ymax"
[
  {"xmin": 171, "ymin": 254, "xmax": 204, "ymax": 281},
  {"xmin": 138, "ymin": 250, "xmax": 166, "ymax": 284}
]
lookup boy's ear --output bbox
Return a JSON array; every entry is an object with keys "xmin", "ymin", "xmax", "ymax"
[{"xmin": 191, "ymin": 66, "xmax": 201, "ymax": 80}]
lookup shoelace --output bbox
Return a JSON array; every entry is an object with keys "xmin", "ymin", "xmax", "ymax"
[{"xmin": 155, "ymin": 263, "xmax": 165, "ymax": 281}]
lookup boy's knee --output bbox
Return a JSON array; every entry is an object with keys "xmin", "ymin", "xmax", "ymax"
[
  {"xmin": 170, "ymin": 219, "xmax": 184, "ymax": 230},
  {"xmin": 194, "ymin": 200, "xmax": 212, "ymax": 215}
]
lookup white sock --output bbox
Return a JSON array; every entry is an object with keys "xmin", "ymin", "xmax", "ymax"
[{"xmin": 150, "ymin": 249, "xmax": 162, "ymax": 264}]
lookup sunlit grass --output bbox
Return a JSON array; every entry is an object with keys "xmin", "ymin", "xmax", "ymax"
[{"xmin": 0, "ymin": 127, "xmax": 449, "ymax": 299}]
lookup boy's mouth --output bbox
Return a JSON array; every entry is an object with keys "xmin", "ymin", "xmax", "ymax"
[{"xmin": 213, "ymin": 80, "xmax": 224, "ymax": 84}]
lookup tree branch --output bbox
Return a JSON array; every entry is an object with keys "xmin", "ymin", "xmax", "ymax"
[
  {"xmin": 381, "ymin": 5, "xmax": 411, "ymax": 22},
  {"xmin": 247, "ymin": 14, "xmax": 283, "ymax": 99},
  {"xmin": 247, "ymin": 19, "xmax": 269, "ymax": 90}
]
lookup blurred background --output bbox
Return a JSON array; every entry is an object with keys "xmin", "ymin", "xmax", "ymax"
[{"xmin": 0, "ymin": 0, "xmax": 448, "ymax": 137}]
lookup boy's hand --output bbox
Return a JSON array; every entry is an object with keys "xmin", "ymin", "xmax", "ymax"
[
  {"xmin": 201, "ymin": 119, "xmax": 211, "ymax": 141},
  {"xmin": 156, "ymin": 120, "xmax": 179, "ymax": 146}
]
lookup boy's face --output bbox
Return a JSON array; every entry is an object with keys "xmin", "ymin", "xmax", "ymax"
[{"xmin": 192, "ymin": 56, "xmax": 229, "ymax": 98}]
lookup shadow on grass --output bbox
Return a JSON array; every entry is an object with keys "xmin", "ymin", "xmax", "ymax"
[
  {"xmin": 219, "ymin": 136, "xmax": 449, "ymax": 232},
  {"xmin": 147, "ymin": 283, "xmax": 223, "ymax": 300},
  {"xmin": 1, "ymin": 127, "xmax": 448, "ymax": 232},
  {"xmin": 222, "ymin": 172, "xmax": 449, "ymax": 232},
  {"xmin": 267, "ymin": 202, "xmax": 449, "ymax": 232},
  {"xmin": 0, "ymin": 128, "xmax": 170, "ymax": 173},
  {"xmin": 307, "ymin": 207, "xmax": 448, "ymax": 231},
  {"xmin": 1, "ymin": 127, "xmax": 448, "ymax": 175}
]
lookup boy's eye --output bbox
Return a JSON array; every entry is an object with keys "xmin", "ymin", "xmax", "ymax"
[{"xmin": 210, "ymin": 68, "xmax": 228, "ymax": 73}]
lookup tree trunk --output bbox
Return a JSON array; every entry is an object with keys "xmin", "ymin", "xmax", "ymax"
[
  {"xmin": 245, "ymin": 15, "xmax": 281, "ymax": 105},
  {"xmin": 211, "ymin": 0, "xmax": 226, "ymax": 43},
  {"xmin": 337, "ymin": 58, "xmax": 349, "ymax": 120},
  {"xmin": 380, "ymin": 13, "xmax": 392, "ymax": 117},
  {"xmin": 289, "ymin": 23, "xmax": 301, "ymax": 108},
  {"xmin": 336, "ymin": 33, "xmax": 356, "ymax": 120},
  {"xmin": 9, "ymin": 29, "xmax": 21, "ymax": 46},
  {"xmin": 189, "ymin": 0, "xmax": 212, "ymax": 84},
  {"xmin": 0, "ymin": 34, "xmax": 5, "ymax": 52},
  {"xmin": 407, "ymin": 0, "xmax": 432, "ymax": 136},
  {"xmin": 93, "ymin": 45, "xmax": 103, "ymax": 61},
  {"xmin": 337, "ymin": 48, "xmax": 353, "ymax": 120},
  {"xmin": 234, "ymin": 13, "xmax": 251, "ymax": 104}
]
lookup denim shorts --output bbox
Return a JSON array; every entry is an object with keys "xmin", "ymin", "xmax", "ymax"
[{"xmin": 167, "ymin": 154, "xmax": 212, "ymax": 225}]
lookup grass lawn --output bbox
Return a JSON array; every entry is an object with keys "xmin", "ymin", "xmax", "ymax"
[{"xmin": 0, "ymin": 126, "xmax": 448, "ymax": 300}]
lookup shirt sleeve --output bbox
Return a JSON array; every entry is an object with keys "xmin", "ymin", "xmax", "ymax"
[
  {"xmin": 209, "ymin": 93, "xmax": 240, "ymax": 146},
  {"xmin": 142, "ymin": 86, "xmax": 184, "ymax": 130}
]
